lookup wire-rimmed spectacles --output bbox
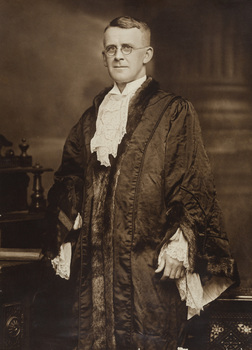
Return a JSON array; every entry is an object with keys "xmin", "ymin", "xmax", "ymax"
[{"xmin": 103, "ymin": 44, "xmax": 148, "ymax": 57}]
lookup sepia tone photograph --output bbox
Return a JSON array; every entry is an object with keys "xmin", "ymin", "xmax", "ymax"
[{"xmin": 0, "ymin": 0, "xmax": 252, "ymax": 349}]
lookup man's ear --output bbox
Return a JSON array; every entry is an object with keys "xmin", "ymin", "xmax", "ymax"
[
  {"xmin": 102, "ymin": 52, "xmax": 108, "ymax": 67},
  {"xmin": 143, "ymin": 47, "xmax": 154, "ymax": 64}
]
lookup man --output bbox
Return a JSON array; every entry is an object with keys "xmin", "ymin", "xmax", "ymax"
[{"xmin": 43, "ymin": 16, "xmax": 238, "ymax": 350}]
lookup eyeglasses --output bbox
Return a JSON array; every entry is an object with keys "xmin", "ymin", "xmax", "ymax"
[{"xmin": 103, "ymin": 44, "xmax": 148, "ymax": 57}]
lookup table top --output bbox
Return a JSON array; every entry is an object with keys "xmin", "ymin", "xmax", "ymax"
[
  {"xmin": 0, "ymin": 210, "xmax": 45, "ymax": 223},
  {"xmin": 0, "ymin": 166, "xmax": 53, "ymax": 174},
  {"xmin": 0, "ymin": 248, "xmax": 42, "ymax": 272}
]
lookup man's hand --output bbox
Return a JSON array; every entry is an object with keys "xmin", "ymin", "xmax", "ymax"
[{"xmin": 155, "ymin": 254, "xmax": 185, "ymax": 280}]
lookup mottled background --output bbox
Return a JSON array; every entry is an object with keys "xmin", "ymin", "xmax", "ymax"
[{"xmin": 1, "ymin": 0, "xmax": 252, "ymax": 289}]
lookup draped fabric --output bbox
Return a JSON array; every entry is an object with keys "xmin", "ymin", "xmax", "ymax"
[{"xmin": 42, "ymin": 77, "xmax": 238, "ymax": 350}]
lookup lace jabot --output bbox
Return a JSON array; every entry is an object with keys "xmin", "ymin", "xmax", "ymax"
[{"xmin": 90, "ymin": 76, "xmax": 146, "ymax": 167}]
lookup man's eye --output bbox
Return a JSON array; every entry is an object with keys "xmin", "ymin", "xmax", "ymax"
[
  {"xmin": 121, "ymin": 45, "xmax": 132, "ymax": 54},
  {"xmin": 122, "ymin": 44, "xmax": 132, "ymax": 50},
  {"xmin": 106, "ymin": 46, "xmax": 116, "ymax": 52}
]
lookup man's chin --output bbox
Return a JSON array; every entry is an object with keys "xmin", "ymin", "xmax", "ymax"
[
  {"xmin": 110, "ymin": 73, "xmax": 128, "ymax": 81},
  {"xmin": 112, "ymin": 76, "xmax": 129, "ymax": 87}
]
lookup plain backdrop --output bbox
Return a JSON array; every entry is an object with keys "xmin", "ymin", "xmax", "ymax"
[{"xmin": 1, "ymin": 0, "xmax": 252, "ymax": 289}]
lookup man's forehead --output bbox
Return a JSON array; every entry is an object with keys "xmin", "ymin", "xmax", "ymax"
[{"xmin": 103, "ymin": 27, "xmax": 144, "ymax": 46}]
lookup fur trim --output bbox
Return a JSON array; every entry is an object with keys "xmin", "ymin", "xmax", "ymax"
[
  {"xmin": 152, "ymin": 202, "xmax": 198, "ymax": 272},
  {"xmin": 90, "ymin": 167, "xmax": 110, "ymax": 349},
  {"xmin": 160, "ymin": 201, "xmax": 198, "ymax": 273},
  {"xmin": 89, "ymin": 77, "xmax": 160, "ymax": 348},
  {"xmin": 196, "ymin": 255, "xmax": 238, "ymax": 281},
  {"xmin": 159, "ymin": 201, "xmax": 238, "ymax": 279},
  {"xmin": 206, "ymin": 256, "xmax": 236, "ymax": 277},
  {"xmin": 43, "ymin": 176, "xmax": 83, "ymax": 258}
]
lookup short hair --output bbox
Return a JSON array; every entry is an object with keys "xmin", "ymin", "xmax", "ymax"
[{"xmin": 104, "ymin": 16, "xmax": 151, "ymax": 46}]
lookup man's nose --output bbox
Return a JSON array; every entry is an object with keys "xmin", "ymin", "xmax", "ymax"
[{"xmin": 114, "ymin": 47, "xmax": 124, "ymax": 60}]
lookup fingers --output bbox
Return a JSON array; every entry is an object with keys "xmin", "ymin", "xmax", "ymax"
[
  {"xmin": 170, "ymin": 265, "xmax": 185, "ymax": 280},
  {"xmin": 180, "ymin": 267, "xmax": 186, "ymax": 278},
  {"xmin": 159, "ymin": 255, "xmax": 186, "ymax": 280},
  {"xmin": 174, "ymin": 266, "xmax": 185, "ymax": 279},
  {"xmin": 155, "ymin": 257, "xmax": 165, "ymax": 273},
  {"xmin": 164, "ymin": 261, "xmax": 172, "ymax": 278},
  {"xmin": 155, "ymin": 255, "xmax": 186, "ymax": 280}
]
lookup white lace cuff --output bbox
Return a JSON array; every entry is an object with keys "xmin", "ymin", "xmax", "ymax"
[
  {"xmin": 158, "ymin": 228, "xmax": 204, "ymax": 318},
  {"xmin": 51, "ymin": 213, "xmax": 81, "ymax": 280},
  {"xmin": 158, "ymin": 228, "xmax": 189, "ymax": 268},
  {"xmin": 157, "ymin": 228, "xmax": 233, "ymax": 319},
  {"xmin": 51, "ymin": 242, "xmax": 72, "ymax": 280}
]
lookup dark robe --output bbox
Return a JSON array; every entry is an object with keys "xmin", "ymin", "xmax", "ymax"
[{"xmin": 41, "ymin": 77, "xmax": 238, "ymax": 350}]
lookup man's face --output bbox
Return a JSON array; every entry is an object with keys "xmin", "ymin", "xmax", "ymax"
[{"xmin": 103, "ymin": 27, "xmax": 153, "ymax": 91}]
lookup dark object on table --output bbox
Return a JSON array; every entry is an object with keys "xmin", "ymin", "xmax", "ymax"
[
  {"xmin": 19, "ymin": 138, "xmax": 32, "ymax": 167},
  {"xmin": 0, "ymin": 137, "xmax": 32, "ymax": 168},
  {"xmin": 0, "ymin": 134, "xmax": 12, "ymax": 155}
]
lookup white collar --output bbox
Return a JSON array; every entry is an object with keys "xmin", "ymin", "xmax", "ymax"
[{"xmin": 109, "ymin": 75, "xmax": 147, "ymax": 96}]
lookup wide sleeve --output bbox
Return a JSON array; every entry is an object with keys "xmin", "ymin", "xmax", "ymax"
[
  {"xmin": 42, "ymin": 115, "xmax": 87, "ymax": 259},
  {"xmin": 163, "ymin": 100, "xmax": 238, "ymax": 283}
]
